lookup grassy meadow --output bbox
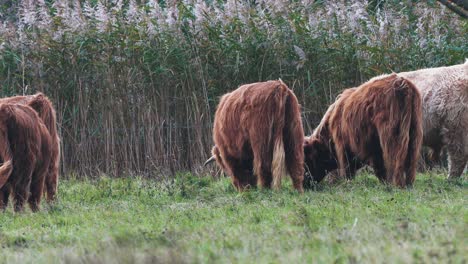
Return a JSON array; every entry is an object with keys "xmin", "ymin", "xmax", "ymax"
[{"xmin": 0, "ymin": 172, "xmax": 466, "ymax": 263}]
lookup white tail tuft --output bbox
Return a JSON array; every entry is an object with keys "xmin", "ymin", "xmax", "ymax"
[{"xmin": 272, "ymin": 136, "xmax": 286, "ymax": 189}]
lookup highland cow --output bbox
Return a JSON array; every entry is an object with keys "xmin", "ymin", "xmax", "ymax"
[
  {"xmin": 205, "ymin": 80, "xmax": 305, "ymax": 192},
  {"xmin": 0, "ymin": 104, "xmax": 52, "ymax": 212},
  {"xmin": 304, "ymin": 74, "xmax": 423, "ymax": 188},
  {"xmin": 0, "ymin": 93, "xmax": 60, "ymax": 201},
  {"xmin": 397, "ymin": 61, "xmax": 468, "ymax": 179}
]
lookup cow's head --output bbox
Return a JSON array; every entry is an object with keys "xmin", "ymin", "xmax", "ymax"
[
  {"xmin": 204, "ymin": 145, "xmax": 227, "ymax": 170},
  {"xmin": 303, "ymin": 136, "xmax": 337, "ymax": 188}
]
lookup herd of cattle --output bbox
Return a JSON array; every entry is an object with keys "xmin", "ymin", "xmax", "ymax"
[
  {"xmin": 0, "ymin": 61, "xmax": 465, "ymax": 212},
  {"xmin": 205, "ymin": 61, "xmax": 467, "ymax": 192}
]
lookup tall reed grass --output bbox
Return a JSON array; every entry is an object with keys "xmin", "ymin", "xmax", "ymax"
[{"xmin": 0, "ymin": 0, "xmax": 466, "ymax": 177}]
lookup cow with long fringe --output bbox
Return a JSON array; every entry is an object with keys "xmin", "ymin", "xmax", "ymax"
[
  {"xmin": 205, "ymin": 80, "xmax": 305, "ymax": 192},
  {"xmin": 397, "ymin": 61, "xmax": 468, "ymax": 179},
  {"xmin": 303, "ymin": 74, "xmax": 423, "ymax": 188},
  {"xmin": 0, "ymin": 93, "xmax": 60, "ymax": 201},
  {"xmin": 0, "ymin": 104, "xmax": 52, "ymax": 212}
]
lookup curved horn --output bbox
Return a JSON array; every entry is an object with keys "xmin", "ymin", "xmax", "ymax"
[{"xmin": 203, "ymin": 155, "xmax": 216, "ymax": 166}]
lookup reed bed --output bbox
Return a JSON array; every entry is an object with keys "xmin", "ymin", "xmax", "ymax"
[{"xmin": 0, "ymin": 0, "xmax": 466, "ymax": 177}]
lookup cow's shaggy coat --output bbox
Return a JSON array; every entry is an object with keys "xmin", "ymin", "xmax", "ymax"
[
  {"xmin": 0, "ymin": 93, "xmax": 60, "ymax": 201},
  {"xmin": 304, "ymin": 74, "xmax": 423, "ymax": 188},
  {"xmin": 209, "ymin": 80, "xmax": 304, "ymax": 192},
  {"xmin": 0, "ymin": 104, "xmax": 52, "ymax": 212},
  {"xmin": 397, "ymin": 61, "xmax": 468, "ymax": 178}
]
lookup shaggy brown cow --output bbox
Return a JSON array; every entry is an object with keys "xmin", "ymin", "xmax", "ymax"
[
  {"xmin": 205, "ymin": 80, "xmax": 305, "ymax": 192},
  {"xmin": 0, "ymin": 104, "xmax": 52, "ymax": 212},
  {"xmin": 0, "ymin": 93, "xmax": 60, "ymax": 201},
  {"xmin": 304, "ymin": 74, "xmax": 423, "ymax": 188}
]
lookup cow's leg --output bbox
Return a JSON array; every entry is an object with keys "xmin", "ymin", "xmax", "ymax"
[
  {"xmin": 368, "ymin": 134, "xmax": 386, "ymax": 183},
  {"xmin": 13, "ymin": 182, "xmax": 30, "ymax": 213},
  {"xmin": 282, "ymin": 110, "xmax": 304, "ymax": 192},
  {"xmin": 371, "ymin": 152, "xmax": 387, "ymax": 184},
  {"xmin": 342, "ymin": 148, "xmax": 362, "ymax": 180},
  {"xmin": 378, "ymin": 137, "xmax": 396, "ymax": 185},
  {"xmin": 46, "ymin": 142, "xmax": 60, "ymax": 202},
  {"xmin": 45, "ymin": 162, "xmax": 59, "ymax": 202},
  {"xmin": 254, "ymin": 157, "xmax": 273, "ymax": 188},
  {"xmin": 390, "ymin": 155, "xmax": 408, "ymax": 188},
  {"xmin": 377, "ymin": 129, "xmax": 408, "ymax": 187},
  {"xmin": 334, "ymin": 142, "xmax": 347, "ymax": 179},
  {"xmin": 445, "ymin": 125, "xmax": 467, "ymax": 179},
  {"xmin": 346, "ymin": 158, "xmax": 362, "ymax": 180},
  {"xmin": 28, "ymin": 168, "xmax": 47, "ymax": 212},
  {"xmin": 285, "ymin": 151, "xmax": 304, "ymax": 193},
  {"xmin": 0, "ymin": 183, "xmax": 11, "ymax": 211},
  {"xmin": 427, "ymin": 145, "xmax": 442, "ymax": 169},
  {"xmin": 447, "ymin": 149, "xmax": 467, "ymax": 179},
  {"xmin": 250, "ymin": 140, "xmax": 274, "ymax": 189},
  {"xmin": 405, "ymin": 157, "xmax": 418, "ymax": 188},
  {"xmin": 404, "ymin": 132, "xmax": 423, "ymax": 188},
  {"xmin": 13, "ymin": 160, "xmax": 36, "ymax": 212}
]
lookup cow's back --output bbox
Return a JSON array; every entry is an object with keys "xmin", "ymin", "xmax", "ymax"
[{"xmin": 213, "ymin": 80, "xmax": 288, "ymax": 159}]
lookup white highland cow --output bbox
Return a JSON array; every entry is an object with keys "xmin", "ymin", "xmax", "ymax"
[{"xmin": 397, "ymin": 61, "xmax": 467, "ymax": 179}]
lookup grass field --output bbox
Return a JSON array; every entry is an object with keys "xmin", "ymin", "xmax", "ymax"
[{"xmin": 0, "ymin": 172, "xmax": 466, "ymax": 263}]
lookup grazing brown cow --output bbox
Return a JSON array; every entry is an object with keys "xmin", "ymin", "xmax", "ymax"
[
  {"xmin": 205, "ymin": 80, "xmax": 305, "ymax": 192},
  {"xmin": 303, "ymin": 74, "xmax": 423, "ymax": 188},
  {"xmin": 0, "ymin": 104, "xmax": 52, "ymax": 212},
  {"xmin": 0, "ymin": 93, "xmax": 60, "ymax": 201}
]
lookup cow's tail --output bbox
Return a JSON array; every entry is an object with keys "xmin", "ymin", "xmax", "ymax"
[
  {"xmin": 282, "ymin": 81, "xmax": 305, "ymax": 191},
  {"xmin": 272, "ymin": 80, "xmax": 304, "ymax": 191},
  {"xmin": 271, "ymin": 82, "xmax": 288, "ymax": 189},
  {"xmin": 403, "ymin": 78, "xmax": 423, "ymax": 187},
  {"xmin": 29, "ymin": 93, "xmax": 57, "ymax": 138},
  {"xmin": 29, "ymin": 93, "xmax": 60, "ymax": 168},
  {"xmin": 384, "ymin": 75, "xmax": 422, "ymax": 187},
  {"xmin": 0, "ymin": 106, "xmax": 14, "ymax": 189},
  {"xmin": 29, "ymin": 93, "xmax": 60, "ymax": 201},
  {"xmin": 272, "ymin": 132, "xmax": 286, "ymax": 189}
]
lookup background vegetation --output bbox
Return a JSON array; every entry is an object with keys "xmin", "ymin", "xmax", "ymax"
[
  {"xmin": 0, "ymin": 0, "xmax": 467, "ymax": 177},
  {"xmin": 0, "ymin": 173, "xmax": 466, "ymax": 263}
]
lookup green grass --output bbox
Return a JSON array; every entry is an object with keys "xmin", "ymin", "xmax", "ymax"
[{"xmin": 0, "ymin": 172, "xmax": 466, "ymax": 263}]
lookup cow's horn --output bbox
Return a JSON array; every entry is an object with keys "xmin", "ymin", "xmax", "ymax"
[{"xmin": 203, "ymin": 156, "xmax": 216, "ymax": 166}]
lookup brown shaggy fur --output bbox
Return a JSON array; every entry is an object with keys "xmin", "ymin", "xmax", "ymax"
[
  {"xmin": 0, "ymin": 93, "xmax": 60, "ymax": 201},
  {"xmin": 209, "ymin": 80, "xmax": 304, "ymax": 192},
  {"xmin": 0, "ymin": 104, "xmax": 52, "ymax": 212},
  {"xmin": 304, "ymin": 74, "xmax": 423, "ymax": 188}
]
